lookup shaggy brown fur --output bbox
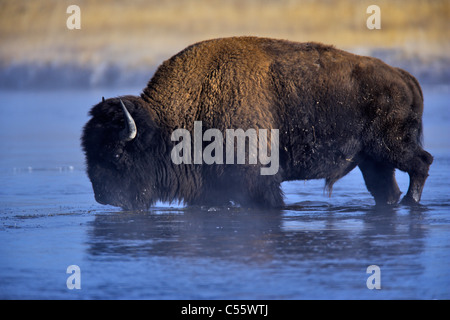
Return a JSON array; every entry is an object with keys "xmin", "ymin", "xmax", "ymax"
[{"xmin": 82, "ymin": 36, "xmax": 432, "ymax": 210}]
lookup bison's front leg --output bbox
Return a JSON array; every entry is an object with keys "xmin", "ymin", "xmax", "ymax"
[{"xmin": 240, "ymin": 174, "xmax": 284, "ymax": 209}]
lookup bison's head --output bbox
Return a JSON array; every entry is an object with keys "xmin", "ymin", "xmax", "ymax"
[{"xmin": 81, "ymin": 96, "xmax": 164, "ymax": 211}]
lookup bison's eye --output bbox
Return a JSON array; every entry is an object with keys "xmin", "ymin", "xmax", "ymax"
[
  {"xmin": 113, "ymin": 151, "xmax": 123, "ymax": 161},
  {"xmin": 111, "ymin": 147, "xmax": 124, "ymax": 165}
]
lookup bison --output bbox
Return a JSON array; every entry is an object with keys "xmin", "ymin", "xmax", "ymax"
[{"xmin": 81, "ymin": 36, "xmax": 433, "ymax": 211}]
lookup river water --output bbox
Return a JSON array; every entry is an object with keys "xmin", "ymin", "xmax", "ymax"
[{"xmin": 0, "ymin": 86, "xmax": 449, "ymax": 299}]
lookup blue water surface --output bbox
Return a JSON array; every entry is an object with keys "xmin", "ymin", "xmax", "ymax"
[{"xmin": 0, "ymin": 86, "xmax": 449, "ymax": 299}]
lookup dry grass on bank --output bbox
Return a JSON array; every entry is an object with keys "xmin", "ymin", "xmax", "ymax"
[{"xmin": 0, "ymin": 0, "xmax": 448, "ymax": 67}]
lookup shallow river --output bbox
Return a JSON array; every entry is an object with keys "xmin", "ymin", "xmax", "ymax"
[{"xmin": 0, "ymin": 86, "xmax": 449, "ymax": 299}]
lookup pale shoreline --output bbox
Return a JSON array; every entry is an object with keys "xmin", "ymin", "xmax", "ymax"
[{"xmin": 1, "ymin": 0, "xmax": 449, "ymax": 88}]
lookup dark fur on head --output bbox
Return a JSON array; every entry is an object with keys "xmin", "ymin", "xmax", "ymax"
[{"xmin": 82, "ymin": 96, "xmax": 166, "ymax": 210}]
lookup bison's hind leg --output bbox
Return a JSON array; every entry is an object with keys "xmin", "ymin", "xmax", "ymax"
[
  {"xmin": 358, "ymin": 157, "xmax": 402, "ymax": 206},
  {"xmin": 240, "ymin": 175, "xmax": 284, "ymax": 209},
  {"xmin": 399, "ymin": 149, "xmax": 433, "ymax": 205}
]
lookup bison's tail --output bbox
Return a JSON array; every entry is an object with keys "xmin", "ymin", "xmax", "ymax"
[{"xmin": 417, "ymin": 119, "xmax": 425, "ymax": 148}]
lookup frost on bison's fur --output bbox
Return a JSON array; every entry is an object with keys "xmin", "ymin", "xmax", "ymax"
[{"xmin": 81, "ymin": 36, "xmax": 433, "ymax": 211}]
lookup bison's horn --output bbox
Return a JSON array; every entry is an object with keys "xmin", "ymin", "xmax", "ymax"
[{"xmin": 119, "ymin": 99, "xmax": 137, "ymax": 142}]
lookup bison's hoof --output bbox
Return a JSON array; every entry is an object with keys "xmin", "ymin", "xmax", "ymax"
[{"xmin": 400, "ymin": 195, "xmax": 420, "ymax": 206}]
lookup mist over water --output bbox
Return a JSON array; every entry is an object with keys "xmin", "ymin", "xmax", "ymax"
[{"xmin": 0, "ymin": 86, "xmax": 449, "ymax": 299}]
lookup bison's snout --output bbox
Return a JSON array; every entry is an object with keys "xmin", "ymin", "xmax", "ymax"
[
  {"xmin": 91, "ymin": 181, "xmax": 122, "ymax": 207},
  {"xmin": 93, "ymin": 184, "xmax": 149, "ymax": 211}
]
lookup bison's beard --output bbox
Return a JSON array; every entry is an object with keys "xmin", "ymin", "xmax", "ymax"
[
  {"xmin": 90, "ymin": 176, "xmax": 153, "ymax": 211},
  {"xmin": 95, "ymin": 190, "xmax": 150, "ymax": 211}
]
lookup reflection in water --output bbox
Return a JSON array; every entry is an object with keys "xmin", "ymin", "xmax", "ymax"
[
  {"xmin": 87, "ymin": 204, "xmax": 427, "ymax": 266},
  {"xmin": 83, "ymin": 203, "xmax": 436, "ymax": 298},
  {"xmin": 88, "ymin": 208, "xmax": 283, "ymax": 263},
  {"xmin": 1, "ymin": 87, "xmax": 448, "ymax": 299}
]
